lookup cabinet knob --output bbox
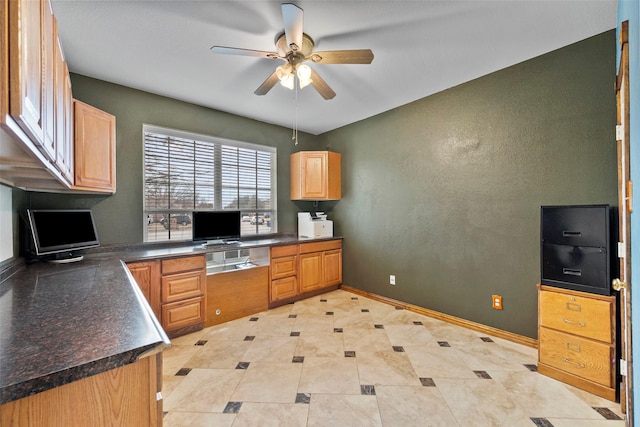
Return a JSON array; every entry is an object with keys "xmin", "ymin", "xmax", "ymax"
[{"xmin": 612, "ymin": 278, "xmax": 627, "ymax": 291}]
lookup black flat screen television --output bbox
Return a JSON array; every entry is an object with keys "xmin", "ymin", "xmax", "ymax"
[
  {"xmin": 540, "ymin": 204, "xmax": 613, "ymax": 296},
  {"xmin": 192, "ymin": 210, "xmax": 241, "ymax": 245},
  {"xmin": 27, "ymin": 209, "xmax": 100, "ymax": 263}
]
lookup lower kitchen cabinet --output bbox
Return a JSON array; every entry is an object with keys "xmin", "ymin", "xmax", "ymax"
[
  {"xmin": 206, "ymin": 265, "xmax": 269, "ymax": 326},
  {"xmin": 128, "ymin": 255, "xmax": 206, "ymax": 338},
  {"xmin": 270, "ymin": 239, "xmax": 342, "ymax": 306},
  {"xmin": 127, "ymin": 260, "xmax": 161, "ymax": 319},
  {"xmin": 0, "ymin": 353, "xmax": 162, "ymax": 427}
]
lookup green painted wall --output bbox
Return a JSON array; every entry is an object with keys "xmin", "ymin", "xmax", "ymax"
[
  {"xmin": 317, "ymin": 30, "xmax": 617, "ymax": 339},
  {"xmin": 25, "ymin": 75, "xmax": 317, "ymax": 244}
]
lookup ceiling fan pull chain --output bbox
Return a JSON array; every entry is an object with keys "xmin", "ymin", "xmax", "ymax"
[{"xmin": 294, "ymin": 82, "xmax": 299, "ymax": 145}]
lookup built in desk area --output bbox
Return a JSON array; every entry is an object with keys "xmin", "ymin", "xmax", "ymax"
[{"xmin": 0, "ymin": 235, "xmax": 342, "ymax": 426}]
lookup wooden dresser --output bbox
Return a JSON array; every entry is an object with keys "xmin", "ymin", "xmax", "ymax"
[{"xmin": 537, "ymin": 284, "xmax": 617, "ymax": 401}]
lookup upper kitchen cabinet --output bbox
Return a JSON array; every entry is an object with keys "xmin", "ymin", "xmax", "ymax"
[
  {"xmin": 73, "ymin": 100, "xmax": 116, "ymax": 193},
  {"xmin": 290, "ymin": 151, "xmax": 341, "ymax": 200},
  {"xmin": 1, "ymin": 0, "xmax": 115, "ymax": 193}
]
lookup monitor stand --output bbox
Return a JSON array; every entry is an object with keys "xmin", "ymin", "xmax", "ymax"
[{"xmin": 46, "ymin": 252, "xmax": 84, "ymax": 264}]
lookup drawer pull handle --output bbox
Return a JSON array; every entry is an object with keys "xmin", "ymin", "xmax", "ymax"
[
  {"xmin": 562, "ymin": 358, "xmax": 585, "ymax": 368},
  {"xmin": 563, "ymin": 231, "xmax": 582, "ymax": 237},
  {"xmin": 566, "ymin": 342, "xmax": 581, "ymax": 352},
  {"xmin": 563, "ymin": 318, "xmax": 585, "ymax": 327},
  {"xmin": 563, "ymin": 268, "xmax": 582, "ymax": 277},
  {"xmin": 565, "ymin": 302, "xmax": 581, "ymax": 312}
]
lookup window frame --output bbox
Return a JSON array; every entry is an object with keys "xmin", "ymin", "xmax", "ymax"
[{"xmin": 142, "ymin": 124, "xmax": 277, "ymax": 242}]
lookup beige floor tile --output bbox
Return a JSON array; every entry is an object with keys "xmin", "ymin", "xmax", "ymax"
[
  {"xmin": 343, "ymin": 327, "xmax": 393, "ymax": 353},
  {"xmin": 548, "ymin": 420, "xmax": 626, "ymax": 427},
  {"xmin": 454, "ymin": 340, "xmax": 533, "ymax": 372},
  {"xmin": 384, "ymin": 324, "xmax": 434, "ymax": 346},
  {"xmin": 307, "ymin": 394, "xmax": 382, "ymax": 427},
  {"xmin": 356, "ymin": 350, "xmax": 422, "ymax": 386},
  {"xmin": 163, "ymin": 368, "xmax": 244, "ymax": 413},
  {"xmin": 162, "ymin": 411, "xmax": 235, "ymax": 427},
  {"xmin": 231, "ymin": 362, "xmax": 303, "ymax": 403},
  {"xmin": 233, "ymin": 402, "xmax": 309, "ymax": 427},
  {"xmin": 332, "ymin": 310, "xmax": 376, "ymax": 329},
  {"xmin": 295, "ymin": 332, "xmax": 344, "ymax": 357},
  {"xmin": 242, "ymin": 335, "xmax": 298, "ymax": 363},
  {"xmin": 202, "ymin": 318, "xmax": 257, "ymax": 341},
  {"xmin": 251, "ymin": 316, "xmax": 296, "ymax": 336},
  {"xmin": 298, "ymin": 356, "xmax": 361, "ymax": 394},
  {"xmin": 375, "ymin": 385, "xmax": 459, "ymax": 427},
  {"xmin": 491, "ymin": 370, "xmax": 603, "ymax": 419},
  {"xmin": 162, "ymin": 344, "xmax": 202, "ymax": 376},
  {"xmin": 161, "ymin": 374, "xmax": 185, "ymax": 400},
  {"xmin": 436, "ymin": 377, "xmax": 532, "ymax": 426},
  {"xmin": 293, "ymin": 314, "xmax": 335, "ymax": 333},
  {"xmin": 161, "ymin": 288, "xmax": 617, "ymax": 426},
  {"xmin": 427, "ymin": 321, "xmax": 486, "ymax": 343},
  {"xmin": 404, "ymin": 344, "xmax": 477, "ymax": 379},
  {"xmin": 186, "ymin": 339, "xmax": 252, "ymax": 369}
]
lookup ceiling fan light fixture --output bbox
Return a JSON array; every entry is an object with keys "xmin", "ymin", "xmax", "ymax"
[
  {"xmin": 276, "ymin": 64, "xmax": 295, "ymax": 89},
  {"xmin": 297, "ymin": 64, "xmax": 312, "ymax": 89}
]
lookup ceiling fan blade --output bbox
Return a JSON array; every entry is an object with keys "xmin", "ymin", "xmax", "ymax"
[
  {"xmin": 281, "ymin": 3, "xmax": 303, "ymax": 51},
  {"xmin": 211, "ymin": 46, "xmax": 281, "ymax": 60},
  {"xmin": 310, "ymin": 49, "xmax": 374, "ymax": 64},
  {"xmin": 254, "ymin": 71, "xmax": 280, "ymax": 96},
  {"xmin": 309, "ymin": 68, "xmax": 336, "ymax": 100}
]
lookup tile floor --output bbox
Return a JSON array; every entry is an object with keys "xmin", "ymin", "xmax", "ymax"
[{"xmin": 161, "ymin": 289, "xmax": 625, "ymax": 427}]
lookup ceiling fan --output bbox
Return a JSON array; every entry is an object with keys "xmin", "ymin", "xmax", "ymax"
[{"xmin": 210, "ymin": 3, "xmax": 374, "ymax": 100}]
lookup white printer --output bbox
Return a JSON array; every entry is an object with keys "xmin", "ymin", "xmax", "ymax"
[{"xmin": 298, "ymin": 212, "xmax": 333, "ymax": 238}]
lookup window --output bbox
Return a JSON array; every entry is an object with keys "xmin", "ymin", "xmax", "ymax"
[{"xmin": 143, "ymin": 125, "xmax": 277, "ymax": 242}]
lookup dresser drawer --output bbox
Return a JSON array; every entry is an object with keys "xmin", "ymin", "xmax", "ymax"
[
  {"xmin": 162, "ymin": 255, "xmax": 206, "ymax": 275},
  {"xmin": 271, "ymin": 255, "xmax": 298, "ymax": 279},
  {"xmin": 162, "ymin": 296, "xmax": 205, "ymax": 332},
  {"xmin": 539, "ymin": 327, "xmax": 614, "ymax": 387},
  {"xmin": 161, "ymin": 270, "xmax": 205, "ymax": 303},
  {"xmin": 299, "ymin": 239, "xmax": 341, "ymax": 254},
  {"xmin": 539, "ymin": 289, "xmax": 613, "ymax": 343},
  {"xmin": 271, "ymin": 244, "xmax": 298, "ymax": 258}
]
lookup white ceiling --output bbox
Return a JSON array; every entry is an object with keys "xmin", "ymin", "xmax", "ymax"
[{"xmin": 51, "ymin": 1, "xmax": 617, "ymax": 135}]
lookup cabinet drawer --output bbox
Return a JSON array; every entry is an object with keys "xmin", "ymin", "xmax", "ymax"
[
  {"xmin": 162, "ymin": 296, "xmax": 205, "ymax": 332},
  {"xmin": 162, "ymin": 255, "xmax": 205, "ymax": 275},
  {"xmin": 539, "ymin": 327, "xmax": 614, "ymax": 387},
  {"xmin": 271, "ymin": 276, "xmax": 298, "ymax": 302},
  {"xmin": 539, "ymin": 289, "xmax": 613, "ymax": 343},
  {"xmin": 161, "ymin": 270, "xmax": 204, "ymax": 303},
  {"xmin": 271, "ymin": 244, "xmax": 298, "ymax": 258},
  {"xmin": 271, "ymin": 255, "xmax": 298, "ymax": 279},
  {"xmin": 299, "ymin": 239, "xmax": 341, "ymax": 254}
]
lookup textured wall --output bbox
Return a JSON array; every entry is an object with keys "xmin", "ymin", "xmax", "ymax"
[
  {"xmin": 25, "ymin": 75, "xmax": 316, "ymax": 244},
  {"xmin": 317, "ymin": 31, "xmax": 617, "ymax": 338}
]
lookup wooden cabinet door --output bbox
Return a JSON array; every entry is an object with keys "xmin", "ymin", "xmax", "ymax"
[
  {"xmin": 53, "ymin": 29, "xmax": 73, "ymax": 183},
  {"xmin": 9, "ymin": 0, "xmax": 45, "ymax": 145},
  {"xmin": 271, "ymin": 275, "xmax": 298, "ymax": 302},
  {"xmin": 41, "ymin": 0, "xmax": 55, "ymax": 161},
  {"xmin": 323, "ymin": 249, "xmax": 342, "ymax": 286},
  {"xmin": 291, "ymin": 151, "xmax": 341, "ymax": 200},
  {"xmin": 74, "ymin": 99, "xmax": 116, "ymax": 192},
  {"xmin": 299, "ymin": 252, "xmax": 322, "ymax": 293},
  {"xmin": 127, "ymin": 260, "xmax": 161, "ymax": 319},
  {"xmin": 300, "ymin": 151, "xmax": 327, "ymax": 199},
  {"xmin": 162, "ymin": 297, "xmax": 205, "ymax": 332},
  {"xmin": 271, "ymin": 255, "xmax": 297, "ymax": 280}
]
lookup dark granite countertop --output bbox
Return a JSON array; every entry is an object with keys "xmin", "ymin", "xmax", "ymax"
[{"xmin": 0, "ymin": 235, "xmax": 341, "ymax": 404}]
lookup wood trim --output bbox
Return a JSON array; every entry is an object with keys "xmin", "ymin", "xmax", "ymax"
[
  {"xmin": 341, "ymin": 285, "xmax": 538, "ymax": 348},
  {"xmin": 538, "ymin": 362, "xmax": 616, "ymax": 402}
]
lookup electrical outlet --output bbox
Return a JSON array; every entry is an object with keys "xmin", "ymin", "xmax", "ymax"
[
  {"xmin": 492, "ymin": 295, "xmax": 503, "ymax": 310},
  {"xmin": 390, "ymin": 275, "xmax": 396, "ymax": 285}
]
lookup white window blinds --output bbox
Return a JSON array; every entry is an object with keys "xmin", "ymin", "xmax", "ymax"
[{"xmin": 143, "ymin": 125, "xmax": 276, "ymax": 242}]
